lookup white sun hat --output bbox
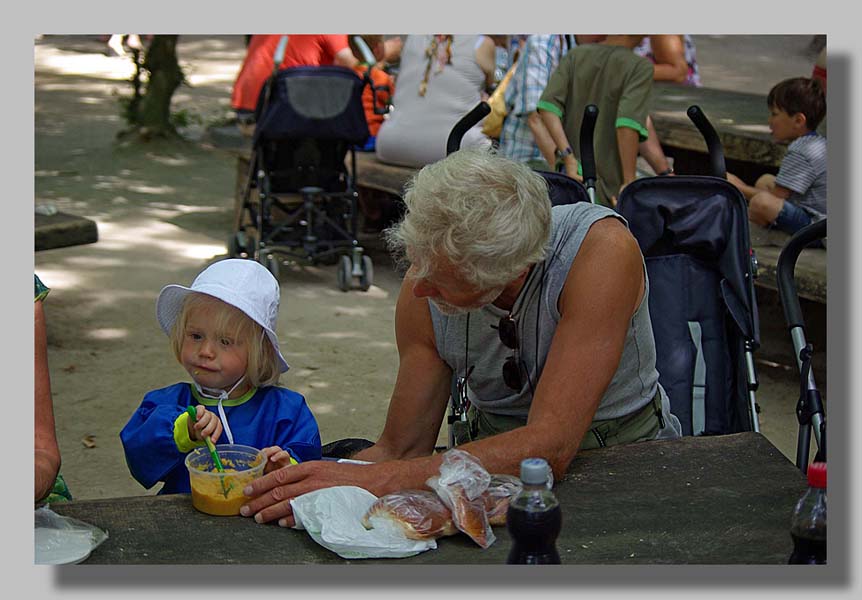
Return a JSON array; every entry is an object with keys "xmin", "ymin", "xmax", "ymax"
[{"xmin": 155, "ymin": 259, "xmax": 289, "ymax": 373}]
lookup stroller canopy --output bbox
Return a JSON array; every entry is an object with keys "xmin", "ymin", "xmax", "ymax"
[
  {"xmin": 254, "ymin": 65, "xmax": 369, "ymax": 145},
  {"xmin": 536, "ymin": 169, "xmax": 592, "ymax": 206},
  {"xmin": 618, "ymin": 176, "xmax": 758, "ymax": 346}
]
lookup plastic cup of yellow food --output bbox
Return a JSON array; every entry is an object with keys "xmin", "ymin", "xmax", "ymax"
[{"xmin": 185, "ymin": 444, "xmax": 265, "ymax": 516}]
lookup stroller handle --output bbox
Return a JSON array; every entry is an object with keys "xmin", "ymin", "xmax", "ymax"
[
  {"xmin": 351, "ymin": 36, "xmax": 377, "ymax": 65},
  {"xmin": 579, "ymin": 104, "xmax": 598, "ymax": 191},
  {"xmin": 273, "ymin": 36, "xmax": 289, "ymax": 74},
  {"xmin": 777, "ymin": 218, "xmax": 827, "ymax": 330},
  {"xmin": 446, "ymin": 101, "xmax": 491, "ymax": 155},
  {"xmin": 687, "ymin": 105, "xmax": 727, "ymax": 178}
]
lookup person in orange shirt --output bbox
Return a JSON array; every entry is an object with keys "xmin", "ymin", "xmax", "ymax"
[
  {"xmin": 348, "ymin": 34, "xmax": 396, "ymax": 152},
  {"xmin": 231, "ymin": 34, "xmax": 358, "ymax": 121}
]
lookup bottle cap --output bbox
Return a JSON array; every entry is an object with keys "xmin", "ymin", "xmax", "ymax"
[
  {"xmin": 807, "ymin": 461, "xmax": 827, "ymax": 488},
  {"xmin": 519, "ymin": 457, "xmax": 550, "ymax": 485}
]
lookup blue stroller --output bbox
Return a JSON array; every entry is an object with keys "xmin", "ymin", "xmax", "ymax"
[
  {"xmin": 616, "ymin": 106, "xmax": 761, "ymax": 436},
  {"xmin": 229, "ymin": 38, "xmax": 380, "ymax": 291}
]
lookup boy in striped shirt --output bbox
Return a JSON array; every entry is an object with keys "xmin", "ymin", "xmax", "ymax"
[{"xmin": 727, "ymin": 77, "xmax": 826, "ymax": 234}]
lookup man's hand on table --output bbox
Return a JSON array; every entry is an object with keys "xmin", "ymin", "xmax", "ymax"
[{"xmin": 240, "ymin": 460, "xmax": 390, "ymax": 528}]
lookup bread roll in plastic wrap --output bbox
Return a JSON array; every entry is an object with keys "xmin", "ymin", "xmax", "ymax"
[
  {"xmin": 362, "ymin": 490, "xmax": 458, "ymax": 541},
  {"xmin": 426, "ymin": 449, "xmax": 497, "ymax": 548},
  {"xmin": 429, "ymin": 477, "xmax": 494, "ymax": 548}
]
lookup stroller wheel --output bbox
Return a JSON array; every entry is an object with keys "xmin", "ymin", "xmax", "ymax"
[
  {"xmin": 336, "ymin": 255, "xmax": 352, "ymax": 292},
  {"xmin": 359, "ymin": 255, "xmax": 374, "ymax": 291}
]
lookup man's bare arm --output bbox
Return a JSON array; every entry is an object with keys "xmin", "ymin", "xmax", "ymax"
[
  {"xmin": 451, "ymin": 217, "xmax": 643, "ymax": 478},
  {"xmin": 354, "ymin": 274, "xmax": 453, "ymax": 462},
  {"xmin": 334, "ymin": 47, "xmax": 359, "ymax": 69},
  {"xmin": 241, "ymin": 220, "xmax": 643, "ymax": 523},
  {"xmin": 649, "ymin": 35, "xmax": 689, "ymax": 84}
]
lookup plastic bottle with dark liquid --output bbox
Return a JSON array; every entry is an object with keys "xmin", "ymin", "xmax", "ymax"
[
  {"xmin": 789, "ymin": 461, "xmax": 827, "ymax": 564},
  {"xmin": 506, "ymin": 457, "xmax": 562, "ymax": 564}
]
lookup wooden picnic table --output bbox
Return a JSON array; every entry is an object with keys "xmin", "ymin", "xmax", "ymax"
[{"xmin": 48, "ymin": 432, "xmax": 806, "ymax": 565}]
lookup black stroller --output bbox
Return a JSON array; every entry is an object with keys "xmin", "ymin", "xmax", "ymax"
[
  {"xmin": 229, "ymin": 38, "xmax": 387, "ymax": 291},
  {"xmin": 616, "ymin": 106, "xmax": 761, "ymax": 436},
  {"xmin": 777, "ymin": 218, "xmax": 827, "ymax": 473}
]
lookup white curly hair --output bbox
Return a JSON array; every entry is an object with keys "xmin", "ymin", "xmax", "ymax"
[{"xmin": 385, "ymin": 147, "xmax": 552, "ymax": 290}]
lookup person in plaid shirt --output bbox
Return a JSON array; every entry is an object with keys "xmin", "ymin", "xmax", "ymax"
[{"xmin": 498, "ymin": 35, "xmax": 575, "ymax": 170}]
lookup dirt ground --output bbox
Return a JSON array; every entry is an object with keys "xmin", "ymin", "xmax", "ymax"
[
  {"xmin": 35, "ymin": 35, "xmax": 411, "ymax": 500},
  {"xmin": 34, "ymin": 35, "xmax": 825, "ymax": 502}
]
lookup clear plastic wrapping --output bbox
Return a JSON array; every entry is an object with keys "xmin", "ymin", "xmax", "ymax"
[
  {"xmin": 361, "ymin": 489, "xmax": 458, "ymax": 540},
  {"xmin": 426, "ymin": 449, "xmax": 496, "ymax": 548},
  {"xmin": 35, "ymin": 506, "xmax": 109, "ymax": 564},
  {"xmin": 359, "ymin": 448, "xmax": 525, "ymax": 550},
  {"xmin": 484, "ymin": 474, "xmax": 523, "ymax": 526}
]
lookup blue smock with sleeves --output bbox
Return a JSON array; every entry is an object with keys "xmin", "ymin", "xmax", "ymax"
[{"xmin": 120, "ymin": 383, "xmax": 322, "ymax": 494}]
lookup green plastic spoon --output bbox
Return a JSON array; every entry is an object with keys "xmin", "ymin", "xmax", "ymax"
[{"xmin": 186, "ymin": 406, "xmax": 231, "ymax": 497}]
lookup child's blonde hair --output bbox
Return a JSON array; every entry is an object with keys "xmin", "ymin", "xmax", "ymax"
[{"xmin": 169, "ymin": 293, "xmax": 281, "ymax": 388}]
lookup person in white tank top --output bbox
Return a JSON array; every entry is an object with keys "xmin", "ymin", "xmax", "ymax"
[{"xmin": 374, "ymin": 35, "xmax": 496, "ymax": 168}]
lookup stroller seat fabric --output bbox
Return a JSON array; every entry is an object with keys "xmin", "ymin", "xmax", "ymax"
[
  {"xmin": 254, "ymin": 66, "xmax": 370, "ymax": 145},
  {"xmin": 618, "ymin": 177, "xmax": 759, "ymax": 436}
]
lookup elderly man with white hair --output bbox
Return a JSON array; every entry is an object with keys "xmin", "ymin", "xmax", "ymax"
[{"xmin": 241, "ymin": 148, "xmax": 681, "ymax": 528}]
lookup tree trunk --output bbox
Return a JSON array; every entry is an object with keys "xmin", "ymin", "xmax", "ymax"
[{"xmin": 134, "ymin": 35, "xmax": 183, "ymax": 138}]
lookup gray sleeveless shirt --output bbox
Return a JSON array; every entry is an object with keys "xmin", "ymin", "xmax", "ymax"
[{"xmin": 430, "ymin": 203, "xmax": 664, "ymax": 421}]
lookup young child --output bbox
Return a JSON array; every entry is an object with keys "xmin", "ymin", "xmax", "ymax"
[
  {"xmin": 726, "ymin": 77, "xmax": 826, "ymax": 234},
  {"xmin": 538, "ymin": 35, "xmax": 653, "ymax": 207},
  {"xmin": 120, "ymin": 259, "xmax": 322, "ymax": 494}
]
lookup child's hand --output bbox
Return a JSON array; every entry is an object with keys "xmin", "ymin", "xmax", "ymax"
[
  {"xmin": 260, "ymin": 446, "xmax": 296, "ymax": 474},
  {"xmin": 188, "ymin": 405, "xmax": 223, "ymax": 443}
]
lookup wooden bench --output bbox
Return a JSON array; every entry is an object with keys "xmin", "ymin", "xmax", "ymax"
[
  {"xmin": 650, "ymin": 82, "xmax": 826, "ymax": 182},
  {"xmin": 748, "ymin": 227, "xmax": 826, "ymax": 304},
  {"xmin": 651, "ymin": 83, "xmax": 782, "ymax": 169},
  {"xmin": 35, "ymin": 210, "xmax": 98, "ymax": 251}
]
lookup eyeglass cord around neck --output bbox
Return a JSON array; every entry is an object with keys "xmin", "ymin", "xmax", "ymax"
[{"xmin": 462, "ymin": 236, "xmax": 560, "ymax": 400}]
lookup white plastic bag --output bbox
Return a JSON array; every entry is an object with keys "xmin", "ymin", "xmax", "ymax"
[
  {"xmin": 290, "ymin": 485, "xmax": 437, "ymax": 559},
  {"xmin": 35, "ymin": 506, "xmax": 108, "ymax": 565}
]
